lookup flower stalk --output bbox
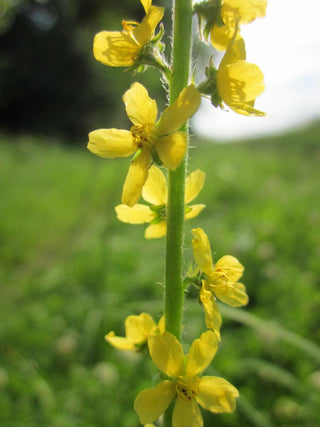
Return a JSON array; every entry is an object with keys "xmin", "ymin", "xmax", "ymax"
[
  {"xmin": 88, "ymin": 0, "xmax": 268, "ymax": 425},
  {"xmin": 164, "ymin": 0, "xmax": 193, "ymax": 340}
]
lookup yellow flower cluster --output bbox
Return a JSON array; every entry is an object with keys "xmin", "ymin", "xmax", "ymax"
[
  {"xmin": 107, "ymin": 317, "xmax": 239, "ymax": 426},
  {"xmin": 115, "ymin": 166, "xmax": 206, "ymax": 238},
  {"xmin": 94, "ymin": 0, "xmax": 164, "ymax": 67},
  {"xmin": 88, "ymin": 82, "xmax": 200, "ymax": 206},
  {"xmin": 192, "ymin": 227, "xmax": 248, "ymax": 338},
  {"xmin": 197, "ymin": 0, "xmax": 267, "ymax": 115},
  {"xmin": 88, "ymin": 1, "xmax": 267, "ymax": 425}
]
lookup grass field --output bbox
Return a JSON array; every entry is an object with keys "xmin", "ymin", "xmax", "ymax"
[{"xmin": 0, "ymin": 122, "xmax": 319, "ymax": 426}]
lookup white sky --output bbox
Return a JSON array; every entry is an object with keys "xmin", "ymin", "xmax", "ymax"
[{"xmin": 192, "ymin": 0, "xmax": 320, "ymax": 140}]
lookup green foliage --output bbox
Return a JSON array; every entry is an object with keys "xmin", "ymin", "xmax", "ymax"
[{"xmin": 0, "ymin": 123, "xmax": 319, "ymax": 426}]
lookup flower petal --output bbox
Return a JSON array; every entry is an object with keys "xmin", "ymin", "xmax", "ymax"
[
  {"xmin": 115, "ymin": 204, "xmax": 154, "ymax": 224},
  {"xmin": 220, "ymin": 61, "xmax": 265, "ymax": 103},
  {"xmin": 122, "ymin": 149, "xmax": 152, "ymax": 207},
  {"xmin": 134, "ymin": 380, "xmax": 176, "ymax": 424},
  {"xmin": 157, "ymin": 85, "xmax": 201, "ymax": 136},
  {"xmin": 125, "ymin": 313, "xmax": 157, "ymax": 343},
  {"xmin": 142, "ymin": 165, "xmax": 167, "ymax": 205},
  {"xmin": 211, "ymin": 1, "xmax": 267, "ymax": 51},
  {"xmin": 105, "ymin": 332, "xmax": 136, "ymax": 351},
  {"xmin": 213, "ymin": 255, "xmax": 244, "ymax": 282},
  {"xmin": 196, "ymin": 376, "xmax": 239, "ymax": 413},
  {"xmin": 199, "ymin": 285, "xmax": 222, "ymax": 340},
  {"xmin": 211, "ymin": 27, "xmax": 241, "ymax": 51},
  {"xmin": 148, "ymin": 331, "xmax": 184, "ymax": 377},
  {"xmin": 133, "ymin": 6, "xmax": 164, "ymax": 47},
  {"xmin": 224, "ymin": 0, "xmax": 267, "ymax": 24},
  {"xmin": 185, "ymin": 170, "xmax": 206, "ymax": 203},
  {"xmin": 217, "ymin": 38, "xmax": 265, "ymax": 116},
  {"xmin": 93, "ymin": 31, "xmax": 138, "ymax": 67},
  {"xmin": 140, "ymin": 0, "xmax": 152, "ymax": 14},
  {"xmin": 172, "ymin": 398, "xmax": 203, "ymax": 427},
  {"xmin": 156, "ymin": 131, "xmax": 187, "ymax": 170},
  {"xmin": 185, "ymin": 204, "xmax": 206, "ymax": 220},
  {"xmin": 88, "ymin": 129, "xmax": 136, "ymax": 158},
  {"xmin": 186, "ymin": 330, "xmax": 218, "ymax": 377},
  {"xmin": 191, "ymin": 228, "xmax": 214, "ymax": 276},
  {"xmin": 229, "ymin": 102, "xmax": 266, "ymax": 117},
  {"xmin": 211, "ymin": 282, "xmax": 249, "ymax": 307},
  {"xmin": 220, "ymin": 36, "xmax": 246, "ymax": 68},
  {"xmin": 145, "ymin": 222, "xmax": 167, "ymax": 239},
  {"xmin": 123, "ymin": 82, "xmax": 158, "ymax": 126},
  {"xmin": 157, "ymin": 315, "xmax": 165, "ymax": 334}
]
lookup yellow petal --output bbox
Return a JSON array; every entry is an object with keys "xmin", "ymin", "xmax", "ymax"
[
  {"xmin": 142, "ymin": 165, "xmax": 167, "ymax": 205},
  {"xmin": 93, "ymin": 31, "xmax": 138, "ymax": 67},
  {"xmin": 219, "ymin": 37, "xmax": 246, "ymax": 68},
  {"xmin": 229, "ymin": 102, "xmax": 266, "ymax": 117},
  {"xmin": 122, "ymin": 149, "xmax": 152, "ymax": 207},
  {"xmin": 157, "ymin": 85, "xmax": 201, "ymax": 136},
  {"xmin": 196, "ymin": 376, "xmax": 239, "ymax": 413},
  {"xmin": 140, "ymin": 0, "xmax": 152, "ymax": 14},
  {"xmin": 219, "ymin": 61, "xmax": 265, "ymax": 103},
  {"xmin": 199, "ymin": 285, "xmax": 222, "ymax": 340},
  {"xmin": 105, "ymin": 332, "xmax": 136, "ymax": 351},
  {"xmin": 185, "ymin": 204, "xmax": 206, "ymax": 220},
  {"xmin": 133, "ymin": 6, "xmax": 164, "ymax": 47},
  {"xmin": 224, "ymin": 0, "xmax": 267, "ymax": 23},
  {"xmin": 145, "ymin": 222, "xmax": 167, "ymax": 239},
  {"xmin": 210, "ymin": 9, "xmax": 242, "ymax": 52},
  {"xmin": 123, "ymin": 82, "xmax": 158, "ymax": 126},
  {"xmin": 218, "ymin": 38, "xmax": 266, "ymax": 116},
  {"xmin": 148, "ymin": 331, "xmax": 184, "ymax": 377},
  {"xmin": 191, "ymin": 228, "xmax": 214, "ymax": 276},
  {"xmin": 125, "ymin": 313, "xmax": 156, "ymax": 343},
  {"xmin": 157, "ymin": 315, "xmax": 165, "ymax": 334},
  {"xmin": 88, "ymin": 129, "xmax": 136, "ymax": 158},
  {"xmin": 211, "ymin": 282, "xmax": 249, "ymax": 307},
  {"xmin": 115, "ymin": 204, "xmax": 154, "ymax": 224},
  {"xmin": 211, "ymin": 1, "xmax": 267, "ymax": 51},
  {"xmin": 213, "ymin": 255, "xmax": 244, "ymax": 282},
  {"xmin": 186, "ymin": 330, "xmax": 218, "ymax": 377},
  {"xmin": 134, "ymin": 380, "xmax": 176, "ymax": 424},
  {"xmin": 172, "ymin": 398, "xmax": 203, "ymax": 427},
  {"xmin": 185, "ymin": 170, "xmax": 206, "ymax": 204},
  {"xmin": 156, "ymin": 131, "xmax": 187, "ymax": 170}
]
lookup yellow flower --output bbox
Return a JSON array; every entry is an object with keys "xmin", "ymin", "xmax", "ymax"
[
  {"xmin": 88, "ymin": 82, "xmax": 201, "ymax": 206},
  {"xmin": 134, "ymin": 330, "xmax": 239, "ymax": 426},
  {"xmin": 192, "ymin": 228, "xmax": 248, "ymax": 334},
  {"xmin": 105, "ymin": 313, "xmax": 164, "ymax": 352},
  {"xmin": 211, "ymin": 0, "xmax": 267, "ymax": 51},
  {"xmin": 93, "ymin": 0, "xmax": 164, "ymax": 67},
  {"xmin": 115, "ymin": 165, "xmax": 206, "ymax": 239},
  {"xmin": 217, "ymin": 33, "xmax": 265, "ymax": 116}
]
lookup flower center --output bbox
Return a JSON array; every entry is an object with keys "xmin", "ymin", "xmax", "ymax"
[
  {"xmin": 130, "ymin": 124, "xmax": 156, "ymax": 150},
  {"xmin": 150, "ymin": 205, "xmax": 166, "ymax": 224},
  {"xmin": 176, "ymin": 378, "xmax": 199, "ymax": 402}
]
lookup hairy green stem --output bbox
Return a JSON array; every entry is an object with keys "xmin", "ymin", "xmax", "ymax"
[{"xmin": 165, "ymin": 0, "xmax": 193, "ymax": 341}]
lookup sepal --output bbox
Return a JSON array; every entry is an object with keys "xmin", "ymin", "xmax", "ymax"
[
  {"xmin": 193, "ymin": 0, "xmax": 223, "ymax": 41},
  {"xmin": 197, "ymin": 60, "xmax": 222, "ymax": 108}
]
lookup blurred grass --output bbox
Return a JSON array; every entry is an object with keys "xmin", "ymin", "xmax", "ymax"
[{"xmin": 0, "ymin": 122, "xmax": 319, "ymax": 426}]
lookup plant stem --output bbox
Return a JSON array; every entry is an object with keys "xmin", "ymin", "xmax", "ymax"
[{"xmin": 165, "ymin": 0, "xmax": 193, "ymax": 339}]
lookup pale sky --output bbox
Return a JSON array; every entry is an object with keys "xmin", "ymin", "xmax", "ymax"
[{"xmin": 192, "ymin": 0, "xmax": 320, "ymax": 140}]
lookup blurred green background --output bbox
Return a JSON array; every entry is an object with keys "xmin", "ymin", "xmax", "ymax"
[{"xmin": 1, "ymin": 1, "xmax": 320, "ymax": 426}]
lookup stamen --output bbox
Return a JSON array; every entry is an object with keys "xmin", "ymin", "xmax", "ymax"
[{"xmin": 130, "ymin": 124, "xmax": 155, "ymax": 149}]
